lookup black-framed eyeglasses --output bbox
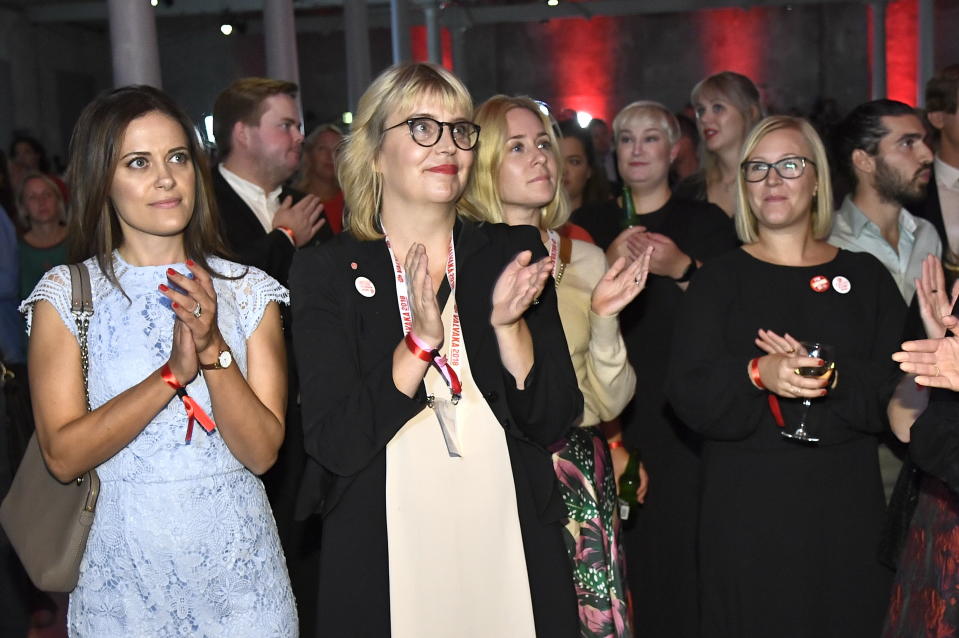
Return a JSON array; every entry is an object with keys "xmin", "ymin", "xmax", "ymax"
[
  {"xmin": 385, "ymin": 117, "xmax": 481, "ymax": 151},
  {"xmin": 741, "ymin": 156, "xmax": 816, "ymax": 183}
]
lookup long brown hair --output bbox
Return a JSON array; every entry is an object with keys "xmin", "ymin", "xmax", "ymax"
[{"xmin": 66, "ymin": 85, "xmax": 229, "ymax": 290}]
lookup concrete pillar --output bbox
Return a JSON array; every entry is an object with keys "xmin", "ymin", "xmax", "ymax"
[
  {"xmin": 390, "ymin": 0, "xmax": 411, "ymax": 65},
  {"xmin": 870, "ymin": 2, "xmax": 886, "ymax": 100},
  {"xmin": 344, "ymin": 0, "xmax": 372, "ymax": 113},
  {"xmin": 452, "ymin": 28, "xmax": 467, "ymax": 83},
  {"xmin": 264, "ymin": 0, "xmax": 300, "ymax": 86},
  {"xmin": 107, "ymin": 0, "xmax": 161, "ymax": 87},
  {"xmin": 917, "ymin": 0, "xmax": 934, "ymax": 107},
  {"xmin": 424, "ymin": 2, "xmax": 441, "ymax": 65}
]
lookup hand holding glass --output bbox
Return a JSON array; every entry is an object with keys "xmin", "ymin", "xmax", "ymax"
[{"xmin": 781, "ymin": 341, "xmax": 835, "ymax": 443}]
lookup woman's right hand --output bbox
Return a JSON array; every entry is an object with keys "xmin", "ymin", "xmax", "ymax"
[
  {"xmin": 405, "ymin": 243, "xmax": 444, "ymax": 347},
  {"xmin": 756, "ymin": 351, "xmax": 831, "ymax": 399},
  {"xmin": 167, "ymin": 318, "xmax": 199, "ymax": 385}
]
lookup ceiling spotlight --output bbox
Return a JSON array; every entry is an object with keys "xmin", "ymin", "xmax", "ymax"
[
  {"xmin": 547, "ymin": 0, "xmax": 559, "ymax": 6},
  {"xmin": 219, "ymin": 10, "xmax": 245, "ymax": 36},
  {"xmin": 220, "ymin": 23, "xmax": 234, "ymax": 35},
  {"xmin": 150, "ymin": 0, "xmax": 158, "ymax": 6},
  {"xmin": 576, "ymin": 111, "xmax": 593, "ymax": 128}
]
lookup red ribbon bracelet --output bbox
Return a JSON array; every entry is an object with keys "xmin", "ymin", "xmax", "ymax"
[{"xmin": 161, "ymin": 363, "xmax": 217, "ymax": 444}]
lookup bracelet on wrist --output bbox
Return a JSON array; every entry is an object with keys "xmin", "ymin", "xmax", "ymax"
[
  {"xmin": 160, "ymin": 363, "xmax": 217, "ymax": 444},
  {"xmin": 405, "ymin": 332, "xmax": 437, "ymax": 362},
  {"xmin": 276, "ymin": 225, "xmax": 296, "ymax": 245},
  {"xmin": 748, "ymin": 357, "xmax": 765, "ymax": 390}
]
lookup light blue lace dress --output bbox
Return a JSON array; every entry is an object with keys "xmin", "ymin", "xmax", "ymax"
[{"xmin": 21, "ymin": 253, "xmax": 297, "ymax": 638}]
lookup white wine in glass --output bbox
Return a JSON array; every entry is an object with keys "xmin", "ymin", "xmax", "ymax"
[{"xmin": 781, "ymin": 341, "xmax": 835, "ymax": 444}]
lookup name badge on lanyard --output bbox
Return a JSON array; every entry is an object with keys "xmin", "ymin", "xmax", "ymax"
[{"xmin": 385, "ymin": 231, "xmax": 463, "ymax": 457}]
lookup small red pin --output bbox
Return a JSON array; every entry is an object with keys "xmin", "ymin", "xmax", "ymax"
[{"xmin": 810, "ymin": 275, "xmax": 830, "ymax": 293}]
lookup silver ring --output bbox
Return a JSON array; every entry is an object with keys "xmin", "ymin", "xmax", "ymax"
[{"xmin": 192, "ymin": 302, "xmax": 202, "ymax": 319}]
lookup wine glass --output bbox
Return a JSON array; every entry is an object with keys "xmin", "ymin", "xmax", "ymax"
[{"xmin": 781, "ymin": 341, "xmax": 835, "ymax": 444}]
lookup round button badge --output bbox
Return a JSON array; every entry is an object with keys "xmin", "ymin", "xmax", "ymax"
[
  {"xmin": 354, "ymin": 276, "xmax": 376, "ymax": 298},
  {"xmin": 810, "ymin": 275, "xmax": 830, "ymax": 293},
  {"xmin": 832, "ymin": 275, "xmax": 851, "ymax": 294}
]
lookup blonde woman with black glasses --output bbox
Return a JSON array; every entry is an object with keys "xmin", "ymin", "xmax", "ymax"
[{"xmin": 667, "ymin": 116, "xmax": 904, "ymax": 637}]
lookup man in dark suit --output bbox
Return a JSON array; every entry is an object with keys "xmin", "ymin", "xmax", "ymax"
[
  {"xmin": 212, "ymin": 78, "xmax": 327, "ymax": 636},
  {"xmin": 918, "ymin": 65, "xmax": 959, "ymax": 268},
  {"xmin": 212, "ymin": 77, "xmax": 328, "ymax": 286}
]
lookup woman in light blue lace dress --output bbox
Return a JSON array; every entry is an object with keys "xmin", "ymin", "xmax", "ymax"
[{"xmin": 20, "ymin": 86, "xmax": 297, "ymax": 637}]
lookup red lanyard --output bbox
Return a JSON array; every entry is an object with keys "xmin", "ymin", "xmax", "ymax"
[{"xmin": 384, "ymin": 233, "xmax": 463, "ymax": 402}]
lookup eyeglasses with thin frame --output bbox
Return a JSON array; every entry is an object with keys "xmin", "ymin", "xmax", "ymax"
[
  {"xmin": 385, "ymin": 117, "xmax": 481, "ymax": 151},
  {"xmin": 741, "ymin": 156, "xmax": 816, "ymax": 183}
]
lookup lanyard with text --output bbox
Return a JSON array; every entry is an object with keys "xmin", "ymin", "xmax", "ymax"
[
  {"xmin": 545, "ymin": 229, "xmax": 567, "ymax": 287},
  {"xmin": 384, "ymin": 233, "xmax": 463, "ymax": 405}
]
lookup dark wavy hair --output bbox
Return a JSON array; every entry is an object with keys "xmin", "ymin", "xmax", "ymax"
[{"xmin": 66, "ymin": 85, "xmax": 229, "ymax": 290}]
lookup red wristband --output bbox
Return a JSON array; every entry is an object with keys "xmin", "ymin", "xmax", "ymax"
[
  {"xmin": 607, "ymin": 440, "xmax": 624, "ymax": 450},
  {"xmin": 160, "ymin": 363, "xmax": 183, "ymax": 389},
  {"xmin": 160, "ymin": 363, "xmax": 217, "ymax": 443},
  {"xmin": 405, "ymin": 332, "xmax": 435, "ymax": 362},
  {"xmin": 749, "ymin": 357, "xmax": 765, "ymax": 390},
  {"xmin": 276, "ymin": 225, "xmax": 296, "ymax": 245}
]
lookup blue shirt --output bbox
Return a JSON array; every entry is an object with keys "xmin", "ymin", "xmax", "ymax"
[{"xmin": 828, "ymin": 195, "xmax": 941, "ymax": 304}]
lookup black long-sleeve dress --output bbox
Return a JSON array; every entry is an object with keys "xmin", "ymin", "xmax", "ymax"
[
  {"xmin": 290, "ymin": 219, "xmax": 581, "ymax": 637},
  {"xmin": 666, "ymin": 247, "xmax": 905, "ymax": 638}
]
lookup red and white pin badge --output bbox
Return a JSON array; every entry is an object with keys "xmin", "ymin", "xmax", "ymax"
[
  {"xmin": 810, "ymin": 275, "xmax": 830, "ymax": 293},
  {"xmin": 832, "ymin": 275, "xmax": 851, "ymax": 294},
  {"xmin": 354, "ymin": 276, "xmax": 376, "ymax": 298}
]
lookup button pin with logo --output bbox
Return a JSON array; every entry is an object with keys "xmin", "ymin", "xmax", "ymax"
[
  {"xmin": 355, "ymin": 276, "xmax": 376, "ymax": 298},
  {"xmin": 810, "ymin": 275, "xmax": 830, "ymax": 293}
]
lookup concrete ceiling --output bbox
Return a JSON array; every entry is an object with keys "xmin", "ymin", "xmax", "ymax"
[{"xmin": 8, "ymin": 0, "xmax": 874, "ymax": 28}]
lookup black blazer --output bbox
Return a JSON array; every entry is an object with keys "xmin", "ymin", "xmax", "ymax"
[
  {"xmin": 212, "ymin": 167, "xmax": 331, "ymax": 286},
  {"xmin": 915, "ymin": 165, "xmax": 946, "ymax": 256},
  {"xmin": 289, "ymin": 219, "xmax": 581, "ymax": 636}
]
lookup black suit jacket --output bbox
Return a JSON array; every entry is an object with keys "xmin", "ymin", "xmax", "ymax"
[
  {"xmin": 915, "ymin": 165, "xmax": 946, "ymax": 256},
  {"xmin": 289, "ymin": 219, "xmax": 581, "ymax": 636},
  {"xmin": 212, "ymin": 167, "xmax": 331, "ymax": 286}
]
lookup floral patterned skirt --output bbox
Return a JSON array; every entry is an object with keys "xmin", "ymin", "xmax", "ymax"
[
  {"xmin": 884, "ymin": 474, "xmax": 959, "ymax": 637},
  {"xmin": 552, "ymin": 426, "xmax": 632, "ymax": 638}
]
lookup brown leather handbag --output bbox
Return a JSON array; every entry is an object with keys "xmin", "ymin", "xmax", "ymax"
[{"xmin": 0, "ymin": 263, "xmax": 101, "ymax": 592}]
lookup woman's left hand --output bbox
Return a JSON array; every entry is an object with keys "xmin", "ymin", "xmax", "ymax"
[
  {"xmin": 160, "ymin": 259, "xmax": 225, "ymax": 361},
  {"xmin": 490, "ymin": 250, "xmax": 551, "ymax": 329},
  {"xmin": 629, "ymin": 231, "xmax": 692, "ymax": 280},
  {"xmin": 915, "ymin": 254, "xmax": 959, "ymax": 339},
  {"xmin": 590, "ymin": 247, "xmax": 653, "ymax": 317}
]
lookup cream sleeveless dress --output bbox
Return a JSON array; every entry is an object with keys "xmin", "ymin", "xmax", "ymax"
[{"xmin": 385, "ymin": 297, "xmax": 536, "ymax": 637}]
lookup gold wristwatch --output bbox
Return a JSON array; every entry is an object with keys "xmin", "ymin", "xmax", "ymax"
[{"xmin": 200, "ymin": 347, "xmax": 233, "ymax": 371}]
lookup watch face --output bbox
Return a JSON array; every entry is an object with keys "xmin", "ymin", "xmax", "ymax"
[{"xmin": 218, "ymin": 350, "xmax": 233, "ymax": 368}]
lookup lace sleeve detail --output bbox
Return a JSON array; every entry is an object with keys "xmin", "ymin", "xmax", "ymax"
[
  {"xmin": 229, "ymin": 264, "xmax": 290, "ymax": 339},
  {"xmin": 18, "ymin": 265, "xmax": 77, "ymax": 339}
]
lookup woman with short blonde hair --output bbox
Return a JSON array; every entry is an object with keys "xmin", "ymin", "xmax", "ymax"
[{"xmin": 292, "ymin": 64, "xmax": 582, "ymax": 637}]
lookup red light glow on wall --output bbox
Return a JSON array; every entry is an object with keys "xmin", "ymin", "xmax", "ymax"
[
  {"xmin": 885, "ymin": 0, "xmax": 918, "ymax": 105},
  {"xmin": 410, "ymin": 26, "xmax": 453, "ymax": 71},
  {"xmin": 698, "ymin": 7, "xmax": 764, "ymax": 87},
  {"xmin": 540, "ymin": 17, "xmax": 618, "ymax": 123}
]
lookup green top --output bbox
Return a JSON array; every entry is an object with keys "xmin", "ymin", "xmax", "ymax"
[{"xmin": 18, "ymin": 237, "xmax": 68, "ymax": 300}]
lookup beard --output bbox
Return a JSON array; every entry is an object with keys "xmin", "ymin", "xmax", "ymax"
[{"xmin": 874, "ymin": 156, "xmax": 930, "ymax": 208}]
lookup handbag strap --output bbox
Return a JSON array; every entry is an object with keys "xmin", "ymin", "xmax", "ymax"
[{"xmin": 67, "ymin": 263, "xmax": 93, "ymax": 407}]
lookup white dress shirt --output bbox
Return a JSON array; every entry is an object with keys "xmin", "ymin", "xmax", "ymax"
[
  {"xmin": 218, "ymin": 164, "xmax": 283, "ymax": 234},
  {"xmin": 828, "ymin": 194, "xmax": 942, "ymax": 303}
]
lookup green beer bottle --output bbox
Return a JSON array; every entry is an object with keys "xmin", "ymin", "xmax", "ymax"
[
  {"xmin": 618, "ymin": 449, "xmax": 641, "ymax": 521},
  {"xmin": 621, "ymin": 184, "xmax": 640, "ymax": 229}
]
